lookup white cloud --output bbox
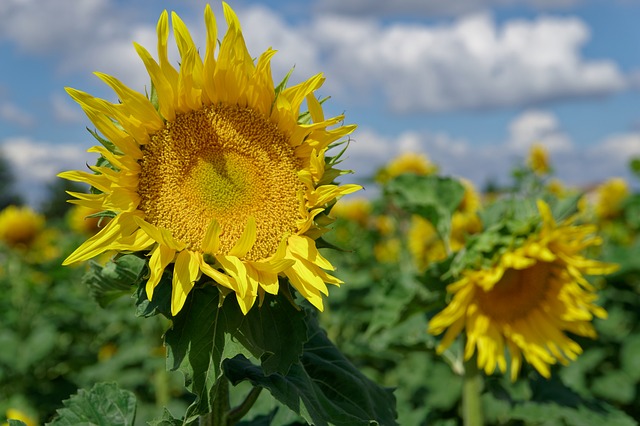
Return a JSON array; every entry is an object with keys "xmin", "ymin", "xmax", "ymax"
[
  {"xmin": 315, "ymin": 0, "xmax": 580, "ymax": 17},
  {"xmin": 341, "ymin": 110, "xmax": 638, "ymax": 191},
  {"xmin": 507, "ymin": 110, "xmax": 573, "ymax": 153},
  {"xmin": 310, "ymin": 13, "xmax": 626, "ymax": 112},
  {"xmin": 0, "ymin": 1, "xmax": 627, "ymax": 113},
  {"xmin": 0, "ymin": 103, "xmax": 34, "ymax": 127},
  {"xmin": 1, "ymin": 137, "xmax": 95, "ymax": 206},
  {"xmin": 51, "ymin": 93, "xmax": 83, "ymax": 123}
]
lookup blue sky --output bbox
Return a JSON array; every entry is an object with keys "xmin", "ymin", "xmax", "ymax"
[{"xmin": 1, "ymin": 0, "xmax": 640, "ymax": 206}]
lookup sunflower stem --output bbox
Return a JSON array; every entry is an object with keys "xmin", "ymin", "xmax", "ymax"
[
  {"xmin": 227, "ymin": 386, "xmax": 263, "ymax": 424},
  {"xmin": 200, "ymin": 376, "xmax": 230, "ymax": 426},
  {"xmin": 462, "ymin": 356, "xmax": 484, "ymax": 426}
]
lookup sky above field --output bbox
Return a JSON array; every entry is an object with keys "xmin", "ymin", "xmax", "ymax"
[{"xmin": 1, "ymin": 0, "xmax": 640, "ymax": 205}]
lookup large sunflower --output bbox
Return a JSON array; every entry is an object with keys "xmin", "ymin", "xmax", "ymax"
[
  {"xmin": 428, "ymin": 200, "xmax": 616, "ymax": 380},
  {"xmin": 60, "ymin": 3, "xmax": 360, "ymax": 316}
]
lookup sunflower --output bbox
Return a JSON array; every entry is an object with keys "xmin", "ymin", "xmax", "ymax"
[
  {"xmin": 527, "ymin": 143, "xmax": 550, "ymax": 175},
  {"xmin": 594, "ymin": 177, "xmax": 629, "ymax": 221},
  {"xmin": 428, "ymin": 200, "xmax": 616, "ymax": 380},
  {"xmin": 59, "ymin": 3, "xmax": 360, "ymax": 316},
  {"xmin": 376, "ymin": 152, "xmax": 439, "ymax": 183},
  {"xmin": 0, "ymin": 205, "xmax": 45, "ymax": 249}
]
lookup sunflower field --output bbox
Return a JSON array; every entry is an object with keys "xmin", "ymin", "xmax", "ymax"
[{"xmin": 2, "ymin": 3, "xmax": 640, "ymax": 426}]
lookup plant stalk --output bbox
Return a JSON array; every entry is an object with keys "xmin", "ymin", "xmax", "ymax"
[
  {"xmin": 199, "ymin": 375, "xmax": 230, "ymax": 426},
  {"xmin": 462, "ymin": 356, "xmax": 484, "ymax": 426}
]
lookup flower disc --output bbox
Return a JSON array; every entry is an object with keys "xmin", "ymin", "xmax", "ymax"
[{"xmin": 139, "ymin": 104, "xmax": 303, "ymax": 260}]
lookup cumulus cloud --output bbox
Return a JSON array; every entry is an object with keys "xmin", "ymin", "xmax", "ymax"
[
  {"xmin": 506, "ymin": 110, "xmax": 572, "ymax": 153},
  {"xmin": 310, "ymin": 13, "xmax": 626, "ymax": 112},
  {"xmin": 341, "ymin": 110, "xmax": 638, "ymax": 191},
  {"xmin": 51, "ymin": 93, "xmax": 84, "ymax": 123},
  {"xmin": 0, "ymin": 1, "xmax": 627, "ymax": 112},
  {"xmin": 0, "ymin": 103, "xmax": 34, "ymax": 127},
  {"xmin": 1, "ymin": 137, "xmax": 94, "ymax": 206},
  {"xmin": 315, "ymin": 0, "xmax": 580, "ymax": 18}
]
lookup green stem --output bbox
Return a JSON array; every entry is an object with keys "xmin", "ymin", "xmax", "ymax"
[
  {"xmin": 199, "ymin": 376, "xmax": 230, "ymax": 426},
  {"xmin": 462, "ymin": 356, "xmax": 484, "ymax": 426},
  {"xmin": 227, "ymin": 386, "xmax": 263, "ymax": 425}
]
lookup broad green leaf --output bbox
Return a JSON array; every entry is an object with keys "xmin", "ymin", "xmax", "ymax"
[
  {"xmin": 8, "ymin": 421, "xmax": 27, "ymax": 426},
  {"xmin": 147, "ymin": 408, "xmax": 187, "ymax": 426},
  {"xmin": 385, "ymin": 175, "xmax": 465, "ymax": 242},
  {"xmin": 84, "ymin": 254, "xmax": 146, "ymax": 307},
  {"xmin": 620, "ymin": 334, "xmax": 640, "ymax": 381},
  {"xmin": 47, "ymin": 382, "xmax": 136, "ymax": 426},
  {"xmin": 591, "ymin": 370, "xmax": 636, "ymax": 405},
  {"xmin": 164, "ymin": 285, "xmax": 227, "ymax": 421},
  {"xmin": 225, "ymin": 290, "xmax": 308, "ymax": 376},
  {"xmin": 223, "ymin": 315, "xmax": 398, "ymax": 426}
]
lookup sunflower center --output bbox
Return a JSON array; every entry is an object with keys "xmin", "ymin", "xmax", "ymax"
[
  {"xmin": 476, "ymin": 262, "xmax": 551, "ymax": 322},
  {"xmin": 138, "ymin": 104, "xmax": 304, "ymax": 260}
]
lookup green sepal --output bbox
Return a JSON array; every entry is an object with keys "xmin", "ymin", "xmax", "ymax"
[
  {"xmin": 83, "ymin": 254, "xmax": 147, "ymax": 308},
  {"xmin": 385, "ymin": 174, "xmax": 465, "ymax": 245}
]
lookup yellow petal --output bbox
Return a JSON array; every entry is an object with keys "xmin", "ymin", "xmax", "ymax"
[
  {"xmin": 146, "ymin": 244, "xmax": 175, "ymax": 300},
  {"xmin": 171, "ymin": 250, "xmax": 200, "ymax": 316},
  {"xmin": 201, "ymin": 219, "xmax": 222, "ymax": 254},
  {"xmin": 229, "ymin": 216, "xmax": 257, "ymax": 258}
]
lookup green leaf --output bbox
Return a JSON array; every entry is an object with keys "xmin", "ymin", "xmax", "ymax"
[
  {"xmin": 47, "ymin": 382, "xmax": 137, "ymax": 426},
  {"xmin": 223, "ymin": 314, "xmax": 398, "ymax": 426},
  {"xmin": 83, "ymin": 254, "xmax": 146, "ymax": 307},
  {"xmin": 147, "ymin": 408, "xmax": 187, "ymax": 426},
  {"xmin": 591, "ymin": 370, "xmax": 636, "ymax": 405},
  {"xmin": 385, "ymin": 174, "xmax": 465, "ymax": 243},
  {"xmin": 165, "ymin": 284, "xmax": 309, "ymax": 420},
  {"xmin": 226, "ymin": 290, "xmax": 308, "ymax": 376},
  {"xmin": 620, "ymin": 333, "xmax": 640, "ymax": 381},
  {"xmin": 164, "ymin": 285, "xmax": 228, "ymax": 421},
  {"xmin": 8, "ymin": 421, "xmax": 27, "ymax": 426}
]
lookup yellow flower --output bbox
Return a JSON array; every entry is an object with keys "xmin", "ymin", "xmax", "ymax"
[
  {"xmin": 4, "ymin": 408, "xmax": 37, "ymax": 426},
  {"xmin": 331, "ymin": 197, "xmax": 372, "ymax": 227},
  {"xmin": 67, "ymin": 205, "xmax": 106, "ymax": 235},
  {"xmin": 376, "ymin": 152, "xmax": 438, "ymax": 183},
  {"xmin": 374, "ymin": 238, "xmax": 401, "ymax": 263},
  {"xmin": 428, "ymin": 200, "xmax": 616, "ymax": 380},
  {"xmin": 527, "ymin": 143, "xmax": 550, "ymax": 175},
  {"xmin": 0, "ymin": 205, "xmax": 45, "ymax": 249},
  {"xmin": 59, "ymin": 4, "xmax": 359, "ymax": 316},
  {"xmin": 594, "ymin": 177, "xmax": 629, "ymax": 220}
]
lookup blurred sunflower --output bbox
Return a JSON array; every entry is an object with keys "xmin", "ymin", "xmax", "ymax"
[
  {"xmin": 527, "ymin": 143, "xmax": 550, "ymax": 175},
  {"xmin": 66, "ymin": 205, "xmax": 106, "ymax": 235},
  {"xmin": 60, "ymin": 3, "xmax": 359, "ymax": 315},
  {"xmin": 376, "ymin": 152, "xmax": 439, "ymax": 183},
  {"xmin": 0, "ymin": 205, "xmax": 44, "ymax": 249},
  {"xmin": 3, "ymin": 408, "xmax": 37, "ymax": 426},
  {"xmin": 594, "ymin": 177, "xmax": 629, "ymax": 221},
  {"xmin": 331, "ymin": 197, "xmax": 372, "ymax": 227},
  {"xmin": 428, "ymin": 200, "xmax": 616, "ymax": 380}
]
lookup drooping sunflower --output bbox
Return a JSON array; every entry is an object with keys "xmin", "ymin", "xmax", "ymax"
[
  {"xmin": 60, "ymin": 3, "xmax": 360, "ymax": 316},
  {"xmin": 428, "ymin": 200, "xmax": 616, "ymax": 380}
]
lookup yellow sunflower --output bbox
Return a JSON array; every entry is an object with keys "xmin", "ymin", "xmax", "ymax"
[
  {"xmin": 376, "ymin": 152, "xmax": 439, "ymax": 183},
  {"xmin": 527, "ymin": 143, "xmax": 550, "ymax": 175},
  {"xmin": 594, "ymin": 177, "xmax": 629, "ymax": 221},
  {"xmin": 0, "ymin": 205, "xmax": 45, "ymax": 249},
  {"xmin": 59, "ymin": 3, "xmax": 360, "ymax": 316},
  {"xmin": 428, "ymin": 200, "xmax": 616, "ymax": 380}
]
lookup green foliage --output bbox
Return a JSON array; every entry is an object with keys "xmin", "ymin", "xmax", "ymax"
[
  {"xmin": 47, "ymin": 382, "xmax": 137, "ymax": 425},
  {"xmin": 224, "ymin": 314, "xmax": 397, "ymax": 426}
]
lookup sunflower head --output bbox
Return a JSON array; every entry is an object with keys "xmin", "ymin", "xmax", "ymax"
[
  {"xmin": 59, "ymin": 3, "xmax": 360, "ymax": 316},
  {"xmin": 428, "ymin": 199, "xmax": 617, "ymax": 380},
  {"xmin": 0, "ymin": 205, "xmax": 45, "ymax": 249},
  {"xmin": 527, "ymin": 143, "xmax": 551, "ymax": 175},
  {"xmin": 376, "ymin": 152, "xmax": 439, "ymax": 183},
  {"xmin": 594, "ymin": 177, "xmax": 629, "ymax": 221}
]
